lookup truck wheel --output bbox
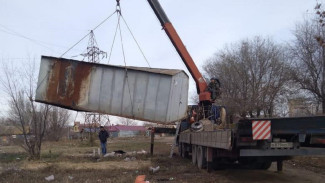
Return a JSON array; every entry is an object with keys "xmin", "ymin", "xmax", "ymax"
[
  {"xmin": 178, "ymin": 143, "xmax": 183, "ymax": 156},
  {"xmin": 197, "ymin": 146, "xmax": 207, "ymax": 169},
  {"xmin": 192, "ymin": 145, "xmax": 197, "ymax": 165},
  {"xmin": 239, "ymin": 158, "xmax": 272, "ymax": 170},
  {"xmin": 260, "ymin": 161, "xmax": 272, "ymax": 170},
  {"xmin": 182, "ymin": 143, "xmax": 189, "ymax": 158}
]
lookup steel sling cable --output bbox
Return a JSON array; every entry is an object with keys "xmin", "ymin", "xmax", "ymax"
[
  {"xmin": 117, "ymin": 11, "xmax": 136, "ymax": 120},
  {"xmin": 60, "ymin": 10, "xmax": 117, "ymax": 58},
  {"xmin": 107, "ymin": 12, "xmax": 120, "ymax": 64},
  {"xmin": 120, "ymin": 15, "xmax": 151, "ymax": 68},
  {"xmin": 36, "ymin": 10, "xmax": 117, "ymax": 91}
]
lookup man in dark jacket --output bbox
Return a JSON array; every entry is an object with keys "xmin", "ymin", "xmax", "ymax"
[
  {"xmin": 98, "ymin": 126, "xmax": 109, "ymax": 155},
  {"xmin": 207, "ymin": 77, "xmax": 221, "ymax": 102}
]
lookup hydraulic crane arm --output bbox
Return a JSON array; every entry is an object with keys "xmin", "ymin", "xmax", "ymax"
[{"xmin": 148, "ymin": 0, "xmax": 210, "ymax": 101}]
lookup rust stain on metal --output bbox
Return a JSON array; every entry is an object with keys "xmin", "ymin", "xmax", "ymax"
[
  {"xmin": 46, "ymin": 59, "xmax": 92, "ymax": 108},
  {"xmin": 38, "ymin": 56, "xmax": 189, "ymax": 123},
  {"xmin": 74, "ymin": 64, "xmax": 92, "ymax": 107}
]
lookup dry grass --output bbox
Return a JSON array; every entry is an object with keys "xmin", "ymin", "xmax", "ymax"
[
  {"xmin": 0, "ymin": 136, "xmax": 173, "ymax": 183},
  {"xmin": 1, "ymin": 136, "xmax": 325, "ymax": 183}
]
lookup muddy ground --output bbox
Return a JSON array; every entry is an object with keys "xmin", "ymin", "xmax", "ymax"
[{"xmin": 0, "ymin": 136, "xmax": 324, "ymax": 183}]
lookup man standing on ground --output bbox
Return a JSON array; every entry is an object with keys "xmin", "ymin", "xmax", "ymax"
[{"xmin": 98, "ymin": 126, "xmax": 109, "ymax": 155}]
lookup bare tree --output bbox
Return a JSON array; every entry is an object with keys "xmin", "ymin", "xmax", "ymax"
[
  {"xmin": 203, "ymin": 37, "xmax": 290, "ymax": 117},
  {"xmin": 83, "ymin": 113, "xmax": 100, "ymax": 146},
  {"xmin": 46, "ymin": 107, "xmax": 71, "ymax": 141},
  {"xmin": 0, "ymin": 117, "xmax": 7, "ymax": 125},
  {"xmin": 289, "ymin": 3, "xmax": 325, "ymax": 114},
  {"xmin": 0, "ymin": 60, "xmax": 50, "ymax": 159},
  {"xmin": 117, "ymin": 117, "xmax": 137, "ymax": 126}
]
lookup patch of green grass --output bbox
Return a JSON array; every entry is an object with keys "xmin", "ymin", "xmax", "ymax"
[
  {"xmin": 40, "ymin": 151, "xmax": 62, "ymax": 162},
  {"xmin": 0, "ymin": 153, "xmax": 27, "ymax": 163}
]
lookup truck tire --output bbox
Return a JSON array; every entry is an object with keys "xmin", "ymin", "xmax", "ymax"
[
  {"xmin": 239, "ymin": 158, "xmax": 272, "ymax": 170},
  {"xmin": 260, "ymin": 161, "xmax": 272, "ymax": 170},
  {"xmin": 197, "ymin": 146, "xmax": 207, "ymax": 169},
  {"xmin": 178, "ymin": 143, "xmax": 183, "ymax": 156},
  {"xmin": 182, "ymin": 143, "xmax": 189, "ymax": 158},
  {"xmin": 192, "ymin": 145, "xmax": 197, "ymax": 165}
]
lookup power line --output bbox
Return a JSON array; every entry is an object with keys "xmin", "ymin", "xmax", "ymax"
[
  {"xmin": 36, "ymin": 10, "xmax": 117, "ymax": 92},
  {"xmin": 60, "ymin": 10, "xmax": 117, "ymax": 58},
  {"xmin": 0, "ymin": 24, "xmax": 85, "ymax": 53},
  {"xmin": 0, "ymin": 26, "xmax": 59, "ymax": 53}
]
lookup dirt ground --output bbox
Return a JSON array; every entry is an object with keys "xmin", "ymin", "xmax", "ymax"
[{"xmin": 0, "ymin": 136, "xmax": 325, "ymax": 183}]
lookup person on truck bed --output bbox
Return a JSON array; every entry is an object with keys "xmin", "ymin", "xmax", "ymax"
[{"xmin": 207, "ymin": 77, "xmax": 221, "ymax": 102}]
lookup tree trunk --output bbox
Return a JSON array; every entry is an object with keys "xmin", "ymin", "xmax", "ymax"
[
  {"xmin": 256, "ymin": 109, "xmax": 261, "ymax": 117},
  {"xmin": 321, "ymin": 45, "xmax": 325, "ymax": 114},
  {"xmin": 323, "ymin": 99, "xmax": 325, "ymax": 114}
]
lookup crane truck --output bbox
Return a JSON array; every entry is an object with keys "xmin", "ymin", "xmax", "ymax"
[{"xmin": 147, "ymin": 0, "xmax": 325, "ymax": 172}]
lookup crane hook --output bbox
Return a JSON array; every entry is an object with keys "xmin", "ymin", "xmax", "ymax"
[{"xmin": 116, "ymin": 0, "xmax": 121, "ymax": 14}]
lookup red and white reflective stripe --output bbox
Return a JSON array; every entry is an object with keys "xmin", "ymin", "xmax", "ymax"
[{"xmin": 252, "ymin": 120, "xmax": 271, "ymax": 140}]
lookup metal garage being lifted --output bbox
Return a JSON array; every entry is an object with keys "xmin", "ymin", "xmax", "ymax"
[{"xmin": 35, "ymin": 56, "xmax": 189, "ymax": 123}]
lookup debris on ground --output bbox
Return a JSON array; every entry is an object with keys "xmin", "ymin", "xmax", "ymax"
[
  {"xmin": 157, "ymin": 177, "xmax": 175, "ymax": 181},
  {"xmin": 114, "ymin": 150, "xmax": 126, "ymax": 155},
  {"xmin": 124, "ymin": 157, "xmax": 137, "ymax": 161},
  {"xmin": 45, "ymin": 175, "xmax": 54, "ymax": 181},
  {"xmin": 68, "ymin": 176, "xmax": 74, "ymax": 180},
  {"xmin": 149, "ymin": 166, "xmax": 160, "ymax": 174},
  {"xmin": 137, "ymin": 150, "xmax": 147, "ymax": 154},
  {"xmin": 126, "ymin": 151, "xmax": 136, "ymax": 156},
  {"xmin": 135, "ymin": 175, "xmax": 150, "ymax": 183},
  {"xmin": 103, "ymin": 152, "xmax": 115, "ymax": 157},
  {"xmin": 124, "ymin": 157, "xmax": 131, "ymax": 161}
]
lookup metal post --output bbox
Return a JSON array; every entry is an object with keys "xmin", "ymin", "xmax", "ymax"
[
  {"xmin": 150, "ymin": 128, "xmax": 155, "ymax": 156},
  {"xmin": 277, "ymin": 160, "xmax": 283, "ymax": 172},
  {"xmin": 206, "ymin": 147, "xmax": 213, "ymax": 172},
  {"xmin": 67, "ymin": 126, "xmax": 70, "ymax": 140}
]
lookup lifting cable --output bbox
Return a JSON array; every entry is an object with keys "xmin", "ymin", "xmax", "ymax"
[
  {"xmin": 115, "ymin": 4, "xmax": 135, "ymax": 119},
  {"xmin": 36, "ymin": 0, "xmax": 149, "ymax": 122},
  {"xmin": 120, "ymin": 16, "xmax": 151, "ymax": 68},
  {"xmin": 107, "ymin": 0, "xmax": 151, "ymax": 68},
  {"xmin": 107, "ymin": 0, "xmax": 152, "ymax": 120},
  {"xmin": 60, "ymin": 10, "xmax": 117, "ymax": 58},
  {"xmin": 36, "ymin": 9, "xmax": 117, "ymax": 91},
  {"xmin": 107, "ymin": 13, "xmax": 120, "ymax": 64}
]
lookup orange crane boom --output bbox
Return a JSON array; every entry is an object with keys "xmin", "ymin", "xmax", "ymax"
[{"xmin": 148, "ymin": 0, "xmax": 211, "ymax": 102}]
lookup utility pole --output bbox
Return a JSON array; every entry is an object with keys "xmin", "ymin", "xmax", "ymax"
[
  {"xmin": 81, "ymin": 30, "xmax": 107, "ymax": 63},
  {"xmin": 80, "ymin": 30, "xmax": 110, "ymax": 145}
]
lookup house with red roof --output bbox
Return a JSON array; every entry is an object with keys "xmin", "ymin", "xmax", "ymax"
[{"xmin": 106, "ymin": 125, "xmax": 146, "ymax": 137}]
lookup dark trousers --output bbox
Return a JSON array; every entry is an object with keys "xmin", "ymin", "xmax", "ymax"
[{"xmin": 100, "ymin": 141, "xmax": 107, "ymax": 155}]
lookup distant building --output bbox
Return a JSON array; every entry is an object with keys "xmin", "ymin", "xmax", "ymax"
[
  {"xmin": 73, "ymin": 122, "xmax": 81, "ymax": 133},
  {"xmin": 288, "ymin": 98, "xmax": 322, "ymax": 117},
  {"xmin": 107, "ymin": 125, "xmax": 146, "ymax": 137},
  {"xmin": 73, "ymin": 121, "xmax": 100, "ymax": 133},
  {"xmin": 0, "ymin": 126, "xmax": 30, "ymax": 145}
]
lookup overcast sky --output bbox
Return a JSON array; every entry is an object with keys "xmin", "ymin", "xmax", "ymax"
[{"xmin": 0, "ymin": 0, "xmax": 318, "ymax": 124}]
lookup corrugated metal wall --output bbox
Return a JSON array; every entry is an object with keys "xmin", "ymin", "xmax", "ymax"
[{"xmin": 36, "ymin": 56, "xmax": 189, "ymax": 123}]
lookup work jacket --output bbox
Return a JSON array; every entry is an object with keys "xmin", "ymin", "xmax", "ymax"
[{"xmin": 98, "ymin": 130, "xmax": 109, "ymax": 143}]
